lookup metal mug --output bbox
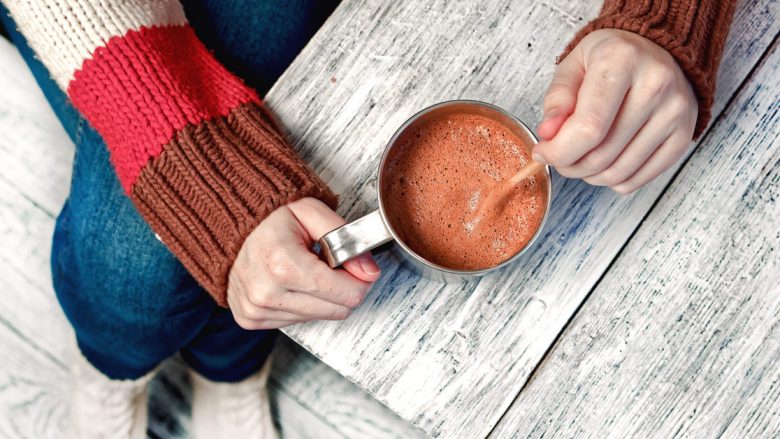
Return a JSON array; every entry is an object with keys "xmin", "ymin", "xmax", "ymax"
[{"xmin": 318, "ymin": 100, "xmax": 552, "ymax": 280}]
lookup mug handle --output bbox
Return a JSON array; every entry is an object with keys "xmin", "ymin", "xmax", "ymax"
[{"xmin": 318, "ymin": 210, "xmax": 393, "ymax": 268}]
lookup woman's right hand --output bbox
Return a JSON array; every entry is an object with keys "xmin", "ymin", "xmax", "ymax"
[
  {"xmin": 227, "ymin": 197, "xmax": 381, "ymax": 330},
  {"xmin": 534, "ymin": 29, "xmax": 697, "ymax": 194}
]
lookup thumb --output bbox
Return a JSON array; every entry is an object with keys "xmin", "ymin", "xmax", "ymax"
[
  {"xmin": 536, "ymin": 53, "xmax": 584, "ymax": 144},
  {"xmin": 287, "ymin": 197, "xmax": 381, "ymax": 283}
]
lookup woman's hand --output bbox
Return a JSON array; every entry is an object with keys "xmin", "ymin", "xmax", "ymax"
[
  {"xmin": 227, "ymin": 197, "xmax": 380, "ymax": 330},
  {"xmin": 534, "ymin": 29, "xmax": 698, "ymax": 194}
]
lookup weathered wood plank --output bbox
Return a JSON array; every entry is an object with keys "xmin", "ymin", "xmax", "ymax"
[
  {"xmin": 275, "ymin": 0, "xmax": 780, "ymax": 436},
  {"xmin": 270, "ymin": 338, "xmax": 427, "ymax": 439},
  {"xmin": 489, "ymin": 38, "xmax": 780, "ymax": 438},
  {"xmin": 0, "ymin": 314, "xmax": 67, "ymax": 439},
  {"xmin": 273, "ymin": 388, "xmax": 342, "ymax": 439},
  {"xmin": 0, "ymin": 38, "xmax": 73, "ymax": 217},
  {"xmin": 0, "ymin": 36, "xmax": 78, "ymax": 439}
]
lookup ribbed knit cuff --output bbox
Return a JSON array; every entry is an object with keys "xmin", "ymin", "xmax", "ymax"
[
  {"xmin": 560, "ymin": 1, "xmax": 737, "ymax": 139},
  {"xmin": 131, "ymin": 102, "xmax": 338, "ymax": 306}
]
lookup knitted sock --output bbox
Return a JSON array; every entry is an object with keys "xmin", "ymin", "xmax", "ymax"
[
  {"xmin": 189, "ymin": 357, "xmax": 278, "ymax": 439},
  {"xmin": 66, "ymin": 345, "xmax": 156, "ymax": 439}
]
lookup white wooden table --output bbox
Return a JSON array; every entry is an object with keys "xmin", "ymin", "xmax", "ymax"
[
  {"xmin": 1, "ymin": 1, "xmax": 778, "ymax": 438},
  {"xmin": 269, "ymin": 0, "xmax": 780, "ymax": 437}
]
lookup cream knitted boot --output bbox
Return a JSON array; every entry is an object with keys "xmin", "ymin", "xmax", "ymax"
[
  {"xmin": 66, "ymin": 347, "xmax": 155, "ymax": 439},
  {"xmin": 189, "ymin": 357, "xmax": 278, "ymax": 439}
]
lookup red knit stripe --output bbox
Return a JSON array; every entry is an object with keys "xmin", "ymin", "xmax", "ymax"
[{"xmin": 67, "ymin": 24, "xmax": 260, "ymax": 191}]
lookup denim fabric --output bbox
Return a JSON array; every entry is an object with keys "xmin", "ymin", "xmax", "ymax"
[{"xmin": 0, "ymin": 0, "xmax": 339, "ymax": 381}]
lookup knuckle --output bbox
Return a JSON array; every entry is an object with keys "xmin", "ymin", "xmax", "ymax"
[
  {"xmin": 574, "ymin": 115, "xmax": 608, "ymax": 145},
  {"xmin": 594, "ymin": 65, "xmax": 622, "ymax": 86},
  {"xmin": 250, "ymin": 288, "xmax": 273, "ymax": 307},
  {"xmin": 598, "ymin": 38, "xmax": 639, "ymax": 62},
  {"xmin": 612, "ymin": 184, "xmax": 635, "ymax": 195},
  {"xmin": 580, "ymin": 149, "xmax": 613, "ymax": 173},
  {"xmin": 241, "ymin": 300, "xmax": 266, "ymax": 320},
  {"xmin": 544, "ymin": 84, "xmax": 573, "ymax": 107},
  {"xmin": 666, "ymin": 94, "xmax": 692, "ymax": 118},
  {"xmin": 268, "ymin": 257, "xmax": 295, "ymax": 284},
  {"xmin": 643, "ymin": 67, "xmax": 675, "ymax": 98},
  {"xmin": 234, "ymin": 315, "xmax": 257, "ymax": 330},
  {"xmin": 344, "ymin": 289, "xmax": 366, "ymax": 309},
  {"xmin": 541, "ymin": 147, "xmax": 563, "ymax": 166},
  {"xmin": 600, "ymin": 167, "xmax": 627, "ymax": 186},
  {"xmin": 619, "ymin": 42, "xmax": 641, "ymax": 61},
  {"xmin": 332, "ymin": 307, "xmax": 352, "ymax": 321},
  {"xmin": 237, "ymin": 298, "xmax": 254, "ymax": 317},
  {"xmin": 343, "ymin": 294, "xmax": 360, "ymax": 309},
  {"xmin": 654, "ymin": 66, "xmax": 676, "ymax": 87}
]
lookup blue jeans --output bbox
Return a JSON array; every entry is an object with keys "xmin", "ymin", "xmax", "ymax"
[{"xmin": 1, "ymin": 0, "xmax": 340, "ymax": 382}]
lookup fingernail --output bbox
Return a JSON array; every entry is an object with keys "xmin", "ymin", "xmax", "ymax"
[
  {"xmin": 532, "ymin": 152, "xmax": 548, "ymax": 164},
  {"xmin": 359, "ymin": 255, "xmax": 380, "ymax": 276}
]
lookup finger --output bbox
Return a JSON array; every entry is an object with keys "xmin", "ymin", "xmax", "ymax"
[
  {"xmin": 238, "ymin": 303, "xmax": 309, "ymax": 322},
  {"xmin": 308, "ymin": 260, "xmax": 373, "ymax": 307},
  {"xmin": 582, "ymin": 112, "xmax": 675, "ymax": 187},
  {"xmin": 261, "ymin": 289, "xmax": 354, "ymax": 321},
  {"xmin": 342, "ymin": 254, "xmax": 381, "ymax": 283},
  {"xmin": 229, "ymin": 302, "xmax": 301, "ymax": 330},
  {"xmin": 237, "ymin": 318, "xmax": 300, "ymax": 330},
  {"xmin": 288, "ymin": 197, "xmax": 381, "ymax": 282},
  {"xmin": 611, "ymin": 130, "xmax": 692, "ymax": 194},
  {"xmin": 232, "ymin": 296, "xmax": 306, "ymax": 330},
  {"xmin": 556, "ymin": 86, "xmax": 657, "ymax": 179},
  {"xmin": 534, "ymin": 59, "xmax": 632, "ymax": 166},
  {"xmin": 286, "ymin": 198, "xmax": 345, "ymax": 244},
  {"xmin": 253, "ymin": 320, "xmax": 299, "ymax": 330},
  {"xmin": 537, "ymin": 54, "xmax": 585, "ymax": 141},
  {"xmin": 265, "ymin": 242, "xmax": 372, "ymax": 307}
]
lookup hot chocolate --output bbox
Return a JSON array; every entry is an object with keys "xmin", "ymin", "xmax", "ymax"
[{"xmin": 382, "ymin": 113, "xmax": 548, "ymax": 270}]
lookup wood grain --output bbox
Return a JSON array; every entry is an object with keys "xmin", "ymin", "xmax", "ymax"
[
  {"xmin": 0, "ymin": 42, "xmax": 73, "ymax": 217},
  {"xmin": 490, "ymin": 36, "xmax": 780, "ymax": 439},
  {"xmin": 275, "ymin": 0, "xmax": 780, "ymax": 437},
  {"xmin": 0, "ymin": 37, "xmax": 75, "ymax": 439},
  {"xmin": 270, "ymin": 338, "xmax": 427, "ymax": 439}
]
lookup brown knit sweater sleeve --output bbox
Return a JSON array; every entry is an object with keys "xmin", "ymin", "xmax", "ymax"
[{"xmin": 562, "ymin": 0, "xmax": 738, "ymax": 138}]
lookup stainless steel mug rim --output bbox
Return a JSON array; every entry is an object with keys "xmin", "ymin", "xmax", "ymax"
[{"xmin": 376, "ymin": 99, "xmax": 553, "ymax": 276}]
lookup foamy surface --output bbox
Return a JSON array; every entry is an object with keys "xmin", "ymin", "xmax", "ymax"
[{"xmin": 382, "ymin": 113, "xmax": 548, "ymax": 270}]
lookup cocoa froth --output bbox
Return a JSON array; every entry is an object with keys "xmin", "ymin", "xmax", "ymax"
[{"xmin": 382, "ymin": 113, "xmax": 548, "ymax": 270}]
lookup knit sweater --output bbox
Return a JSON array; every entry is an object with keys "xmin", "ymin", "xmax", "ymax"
[
  {"xmin": 3, "ymin": 1, "xmax": 734, "ymax": 305},
  {"xmin": 563, "ymin": 0, "xmax": 737, "ymax": 138},
  {"xmin": 3, "ymin": 0, "xmax": 337, "ymax": 306}
]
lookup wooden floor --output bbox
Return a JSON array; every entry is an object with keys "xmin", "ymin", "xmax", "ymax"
[{"xmin": 0, "ymin": 37, "xmax": 424, "ymax": 439}]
